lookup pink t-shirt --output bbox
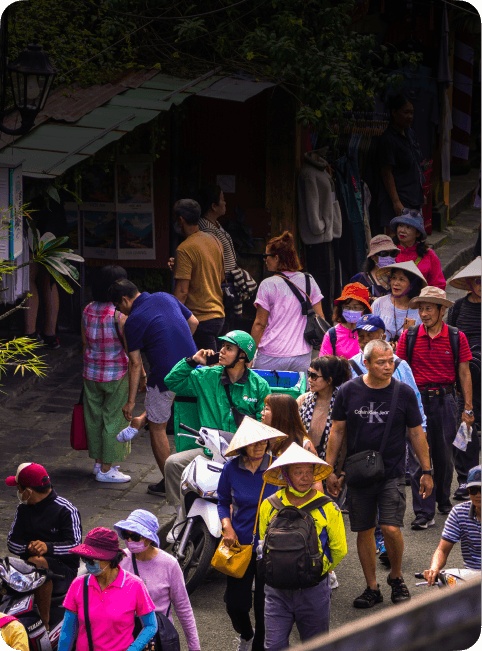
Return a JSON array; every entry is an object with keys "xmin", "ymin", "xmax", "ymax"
[
  {"xmin": 63, "ymin": 569, "xmax": 155, "ymax": 651},
  {"xmin": 255, "ymin": 271, "xmax": 323, "ymax": 357},
  {"xmin": 319, "ymin": 323, "xmax": 360, "ymax": 358},
  {"xmin": 121, "ymin": 550, "xmax": 200, "ymax": 651}
]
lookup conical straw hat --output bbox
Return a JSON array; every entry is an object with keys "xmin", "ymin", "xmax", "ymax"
[
  {"xmin": 375, "ymin": 260, "xmax": 427, "ymax": 287},
  {"xmin": 448, "ymin": 257, "xmax": 481, "ymax": 291},
  {"xmin": 263, "ymin": 442, "xmax": 333, "ymax": 486},
  {"xmin": 225, "ymin": 417, "xmax": 287, "ymax": 457}
]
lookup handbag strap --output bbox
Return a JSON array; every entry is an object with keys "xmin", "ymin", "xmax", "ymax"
[
  {"xmin": 250, "ymin": 456, "xmax": 272, "ymax": 544},
  {"xmin": 275, "ymin": 272, "xmax": 313, "ymax": 308},
  {"xmin": 378, "ymin": 379, "xmax": 402, "ymax": 456},
  {"xmin": 83, "ymin": 576, "xmax": 94, "ymax": 651},
  {"xmin": 131, "ymin": 553, "xmax": 171, "ymax": 619}
]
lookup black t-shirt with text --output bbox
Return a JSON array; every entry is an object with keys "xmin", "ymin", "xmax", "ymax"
[{"xmin": 332, "ymin": 376, "xmax": 423, "ymax": 479}]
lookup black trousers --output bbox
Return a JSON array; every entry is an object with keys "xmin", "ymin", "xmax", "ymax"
[
  {"xmin": 192, "ymin": 317, "xmax": 225, "ymax": 351},
  {"xmin": 224, "ymin": 553, "xmax": 265, "ymax": 651},
  {"xmin": 408, "ymin": 393, "xmax": 457, "ymax": 518}
]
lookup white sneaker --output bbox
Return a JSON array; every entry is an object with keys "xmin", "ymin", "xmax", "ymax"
[
  {"xmin": 329, "ymin": 571, "xmax": 339, "ymax": 589},
  {"xmin": 166, "ymin": 514, "xmax": 184, "ymax": 544},
  {"xmin": 93, "ymin": 463, "xmax": 101, "ymax": 475},
  {"xmin": 117, "ymin": 426, "xmax": 138, "ymax": 442},
  {"xmin": 96, "ymin": 466, "xmax": 131, "ymax": 483},
  {"xmin": 234, "ymin": 635, "xmax": 253, "ymax": 651}
]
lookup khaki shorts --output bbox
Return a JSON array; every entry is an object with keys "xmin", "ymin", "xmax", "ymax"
[{"xmin": 145, "ymin": 386, "xmax": 175, "ymax": 424}]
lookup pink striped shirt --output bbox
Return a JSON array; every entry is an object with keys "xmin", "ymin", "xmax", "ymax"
[{"xmin": 83, "ymin": 302, "xmax": 128, "ymax": 382}]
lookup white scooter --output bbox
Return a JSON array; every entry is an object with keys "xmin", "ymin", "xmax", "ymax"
[
  {"xmin": 415, "ymin": 568, "xmax": 481, "ymax": 588},
  {"xmin": 171, "ymin": 423, "xmax": 235, "ymax": 594}
]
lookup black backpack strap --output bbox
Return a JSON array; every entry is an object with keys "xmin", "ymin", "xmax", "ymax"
[
  {"xmin": 447, "ymin": 325, "xmax": 460, "ymax": 368},
  {"xmin": 405, "ymin": 325, "xmax": 418, "ymax": 366},
  {"xmin": 300, "ymin": 495, "xmax": 333, "ymax": 514},
  {"xmin": 267, "ymin": 495, "xmax": 284, "ymax": 511},
  {"xmin": 394, "ymin": 358, "xmax": 401, "ymax": 371},
  {"xmin": 378, "ymin": 379, "xmax": 402, "ymax": 456},
  {"xmin": 275, "ymin": 272, "xmax": 312, "ymax": 315},
  {"xmin": 83, "ymin": 576, "xmax": 94, "ymax": 651},
  {"xmin": 328, "ymin": 327, "xmax": 337, "ymax": 355},
  {"xmin": 131, "ymin": 553, "xmax": 139, "ymax": 576},
  {"xmin": 349, "ymin": 359, "xmax": 364, "ymax": 376}
]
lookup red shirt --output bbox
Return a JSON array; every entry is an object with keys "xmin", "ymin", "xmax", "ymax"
[{"xmin": 397, "ymin": 323, "xmax": 472, "ymax": 387}]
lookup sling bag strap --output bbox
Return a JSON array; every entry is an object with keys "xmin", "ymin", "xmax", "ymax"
[
  {"xmin": 349, "ymin": 358, "xmax": 401, "ymax": 377},
  {"xmin": 351, "ymin": 378, "xmax": 402, "ymax": 455},
  {"xmin": 223, "ymin": 384, "xmax": 246, "ymax": 428},
  {"xmin": 267, "ymin": 494, "xmax": 332, "ymax": 513},
  {"xmin": 131, "ymin": 553, "xmax": 171, "ymax": 618},
  {"xmin": 83, "ymin": 576, "xmax": 94, "ymax": 651}
]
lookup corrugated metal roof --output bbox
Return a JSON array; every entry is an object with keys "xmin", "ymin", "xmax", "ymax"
[{"xmin": 0, "ymin": 70, "xmax": 271, "ymax": 179}]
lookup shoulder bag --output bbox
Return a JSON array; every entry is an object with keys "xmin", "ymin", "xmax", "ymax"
[
  {"xmin": 276, "ymin": 272, "xmax": 330, "ymax": 348},
  {"xmin": 211, "ymin": 458, "xmax": 271, "ymax": 578},
  {"xmin": 344, "ymin": 379, "xmax": 401, "ymax": 488},
  {"xmin": 130, "ymin": 555, "xmax": 181, "ymax": 651}
]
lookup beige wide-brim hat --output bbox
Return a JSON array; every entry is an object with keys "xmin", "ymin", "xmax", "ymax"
[
  {"xmin": 263, "ymin": 442, "xmax": 333, "ymax": 486},
  {"xmin": 448, "ymin": 257, "xmax": 481, "ymax": 291},
  {"xmin": 375, "ymin": 260, "xmax": 427, "ymax": 287},
  {"xmin": 225, "ymin": 417, "xmax": 287, "ymax": 457},
  {"xmin": 367, "ymin": 234, "xmax": 400, "ymax": 258},
  {"xmin": 408, "ymin": 285, "xmax": 454, "ymax": 309}
]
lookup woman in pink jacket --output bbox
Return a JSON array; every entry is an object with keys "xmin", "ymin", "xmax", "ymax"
[{"xmin": 390, "ymin": 210, "xmax": 446, "ymax": 289}]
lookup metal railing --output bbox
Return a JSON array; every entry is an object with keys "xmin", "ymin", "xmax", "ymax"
[{"xmin": 290, "ymin": 577, "xmax": 481, "ymax": 651}]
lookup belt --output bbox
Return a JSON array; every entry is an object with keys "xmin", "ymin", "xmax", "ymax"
[{"xmin": 419, "ymin": 383, "xmax": 455, "ymax": 398}]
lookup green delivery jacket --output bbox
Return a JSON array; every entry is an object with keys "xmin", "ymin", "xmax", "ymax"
[{"xmin": 165, "ymin": 358, "xmax": 271, "ymax": 433}]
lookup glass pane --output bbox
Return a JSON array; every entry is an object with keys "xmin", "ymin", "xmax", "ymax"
[{"xmin": 38, "ymin": 75, "xmax": 52, "ymax": 110}]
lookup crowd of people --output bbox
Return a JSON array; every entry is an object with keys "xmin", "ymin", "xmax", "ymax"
[{"xmin": 3, "ymin": 175, "xmax": 481, "ymax": 650}]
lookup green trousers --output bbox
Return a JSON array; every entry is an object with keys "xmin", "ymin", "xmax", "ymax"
[{"xmin": 83, "ymin": 374, "xmax": 131, "ymax": 463}]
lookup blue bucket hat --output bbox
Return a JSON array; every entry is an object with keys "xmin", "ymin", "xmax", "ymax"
[
  {"xmin": 390, "ymin": 209, "xmax": 427, "ymax": 240},
  {"xmin": 114, "ymin": 509, "xmax": 160, "ymax": 546},
  {"xmin": 355, "ymin": 315, "xmax": 386, "ymax": 332},
  {"xmin": 467, "ymin": 465, "xmax": 481, "ymax": 488}
]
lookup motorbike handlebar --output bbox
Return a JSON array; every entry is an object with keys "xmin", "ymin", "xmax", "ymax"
[{"xmin": 179, "ymin": 423, "xmax": 200, "ymax": 436}]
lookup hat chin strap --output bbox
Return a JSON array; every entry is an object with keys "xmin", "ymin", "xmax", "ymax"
[{"xmin": 224, "ymin": 349, "xmax": 246, "ymax": 369}]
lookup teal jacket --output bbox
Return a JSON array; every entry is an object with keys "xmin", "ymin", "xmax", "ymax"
[{"xmin": 165, "ymin": 358, "xmax": 271, "ymax": 433}]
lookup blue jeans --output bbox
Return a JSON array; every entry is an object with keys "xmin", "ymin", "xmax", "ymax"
[{"xmin": 264, "ymin": 577, "xmax": 331, "ymax": 650}]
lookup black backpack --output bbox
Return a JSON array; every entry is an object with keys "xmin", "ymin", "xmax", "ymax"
[
  {"xmin": 405, "ymin": 324, "xmax": 460, "ymax": 388},
  {"xmin": 258, "ymin": 494, "xmax": 332, "ymax": 590}
]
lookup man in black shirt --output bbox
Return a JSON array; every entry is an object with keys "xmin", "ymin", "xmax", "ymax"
[
  {"xmin": 6, "ymin": 463, "xmax": 82, "ymax": 630},
  {"xmin": 326, "ymin": 340, "xmax": 432, "ymax": 609}
]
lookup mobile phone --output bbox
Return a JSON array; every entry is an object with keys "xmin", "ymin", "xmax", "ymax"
[{"xmin": 206, "ymin": 352, "xmax": 220, "ymax": 366}]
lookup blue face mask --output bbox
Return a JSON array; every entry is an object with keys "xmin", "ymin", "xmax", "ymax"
[
  {"xmin": 378, "ymin": 256, "xmax": 397, "ymax": 268},
  {"xmin": 85, "ymin": 560, "xmax": 106, "ymax": 576},
  {"xmin": 342, "ymin": 309, "xmax": 363, "ymax": 323}
]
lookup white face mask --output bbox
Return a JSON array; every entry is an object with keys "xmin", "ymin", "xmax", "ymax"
[{"xmin": 17, "ymin": 488, "xmax": 31, "ymax": 506}]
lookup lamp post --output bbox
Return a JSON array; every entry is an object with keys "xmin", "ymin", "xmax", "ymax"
[{"xmin": 0, "ymin": 10, "xmax": 58, "ymax": 136}]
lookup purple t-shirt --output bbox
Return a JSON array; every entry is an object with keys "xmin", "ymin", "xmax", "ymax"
[{"xmin": 255, "ymin": 272, "xmax": 323, "ymax": 357}]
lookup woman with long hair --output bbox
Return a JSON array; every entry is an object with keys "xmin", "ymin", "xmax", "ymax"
[
  {"xmin": 251, "ymin": 230, "xmax": 324, "ymax": 373},
  {"xmin": 261, "ymin": 393, "xmax": 317, "ymax": 457}
]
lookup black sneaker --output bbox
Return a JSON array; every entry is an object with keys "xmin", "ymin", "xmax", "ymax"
[
  {"xmin": 38, "ymin": 332, "xmax": 60, "ymax": 349},
  {"xmin": 438, "ymin": 502, "xmax": 453, "ymax": 515},
  {"xmin": 411, "ymin": 515, "xmax": 435, "ymax": 530},
  {"xmin": 387, "ymin": 575, "xmax": 410, "ymax": 603},
  {"xmin": 147, "ymin": 479, "xmax": 166, "ymax": 496},
  {"xmin": 453, "ymin": 484, "xmax": 470, "ymax": 501},
  {"xmin": 353, "ymin": 585, "xmax": 383, "ymax": 609}
]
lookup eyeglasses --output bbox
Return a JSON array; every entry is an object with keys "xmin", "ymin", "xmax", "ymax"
[
  {"xmin": 377, "ymin": 250, "xmax": 396, "ymax": 257},
  {"xmin": 308, "ymin": 372, "xmax": 323, "ymax": 381},
  {"xmin": 468, "ymin": 487, "xmax": 481, "ymax": 495},
  {"xmin": 400, "ymin": 208, "xmax": 421, "ymax": 218},
  {"xmin": 119, "ymin": 529, "xmax": 142, "ymax": 542},
  {"xmin": 262, "ymin": 253, "xmax": 277, "ymax": 260},
  {"xmin": 80, "ymin": 556, "xmax": 101, "ymax": 564}
]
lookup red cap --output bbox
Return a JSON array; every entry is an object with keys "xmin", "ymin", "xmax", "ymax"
[
  {"xmin": 5, "ymin": 463, "xmax": 50, "ymax": 488},
  {"xmin": 334, "ymin": 282, "xmax": 372, "ymax": 311}
]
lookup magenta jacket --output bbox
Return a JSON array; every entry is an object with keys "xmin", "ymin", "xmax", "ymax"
[{"xmin": 396, "ymin": 245, "xmax": 446, "ymax": 289}]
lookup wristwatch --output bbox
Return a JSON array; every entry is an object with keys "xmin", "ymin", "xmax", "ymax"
[
  {"xmin": 421, "ymin": 469, "xmax": 434, "ymax": 476},
  {"xmin": 464, "ymin": 410, "xmax": 474, "ymax": 417}
]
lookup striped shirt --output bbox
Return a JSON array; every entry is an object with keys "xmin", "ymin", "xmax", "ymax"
[
  {"xmin": 396, "ymin": 323, "xmax": 472, "ymax": 387},
  {"xmin": 83, "ymin": 302, "xmax": 128, "ymax": 383},
  {"xmin": 441, "ymin": 501, "xmax": 481, "ymax": 570},
  {"xmin": 199, "ymin": 217, "xmax": 237, "ymax": 273}
]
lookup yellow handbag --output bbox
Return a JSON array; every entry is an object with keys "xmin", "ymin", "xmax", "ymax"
[{"xmin": 211, "ymin": 465, "xmax": 270, "ymax": 579}]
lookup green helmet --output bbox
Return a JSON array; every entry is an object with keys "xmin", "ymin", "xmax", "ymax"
[{"xmin": 218, "ymin": 330, "xmax": 256, "ymax": 362}]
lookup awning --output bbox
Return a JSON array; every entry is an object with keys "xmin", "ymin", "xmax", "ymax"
[{"xmin": 0, "ymin": 70, "xmax": 274, "ymax": 180}]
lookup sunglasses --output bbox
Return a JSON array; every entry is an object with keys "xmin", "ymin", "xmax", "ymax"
[
  {"xmin": 119, "ymin": 529, "xmax": 142, "ymax": 542},
  {"xmin": 308, "ymin": 372, "xmax": 323, "ymax": 381},
  {"xmin": 468, "ymin": 487, "xmax": 481, "ymax": 495},
  {"xmin": 262, "ymin": 253, "xmax": 277, "ymax": 260},
  {"xmin": 470, "ymin": 278, "xmax": 481, "ymax": 286},
  {"xmin": 400, "ymin": 208, "xmax": 421, "ymax": 218},
  {"xmin": 377, "ymin": 250, "xmax": 397, "ymax": 257}
]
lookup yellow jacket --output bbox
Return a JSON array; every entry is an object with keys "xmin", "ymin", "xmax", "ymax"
[
  {"xmin": 0, "ymin": 613, "xmax": 29, "ymax": 651},
  {"xmin": 259, "ymin": 489, "xmax": 347, "ymax": 576}
]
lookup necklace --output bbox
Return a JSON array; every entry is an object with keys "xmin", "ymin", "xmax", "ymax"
[{"xmin": 392, "ymin": 298, "xmax": 409, "ymax": 339}]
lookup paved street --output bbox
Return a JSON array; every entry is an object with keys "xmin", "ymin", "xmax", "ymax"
[{"xmin": 0, "ymin": 348, "xmax": 467, "ymax": 650}]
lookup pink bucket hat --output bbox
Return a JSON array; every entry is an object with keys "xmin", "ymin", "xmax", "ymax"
[
  {"xmin": 69, "ymin": 527, "xmax": 125, "ymax": 561},
  {"xmin": 367, "ymin": 235, "xmax": 400, "ymax": 259}
]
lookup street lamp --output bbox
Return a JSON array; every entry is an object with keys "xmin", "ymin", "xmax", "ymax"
[{"xmin": 0, "ymin": 41, "xmax": 58, "ymax": 136}]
